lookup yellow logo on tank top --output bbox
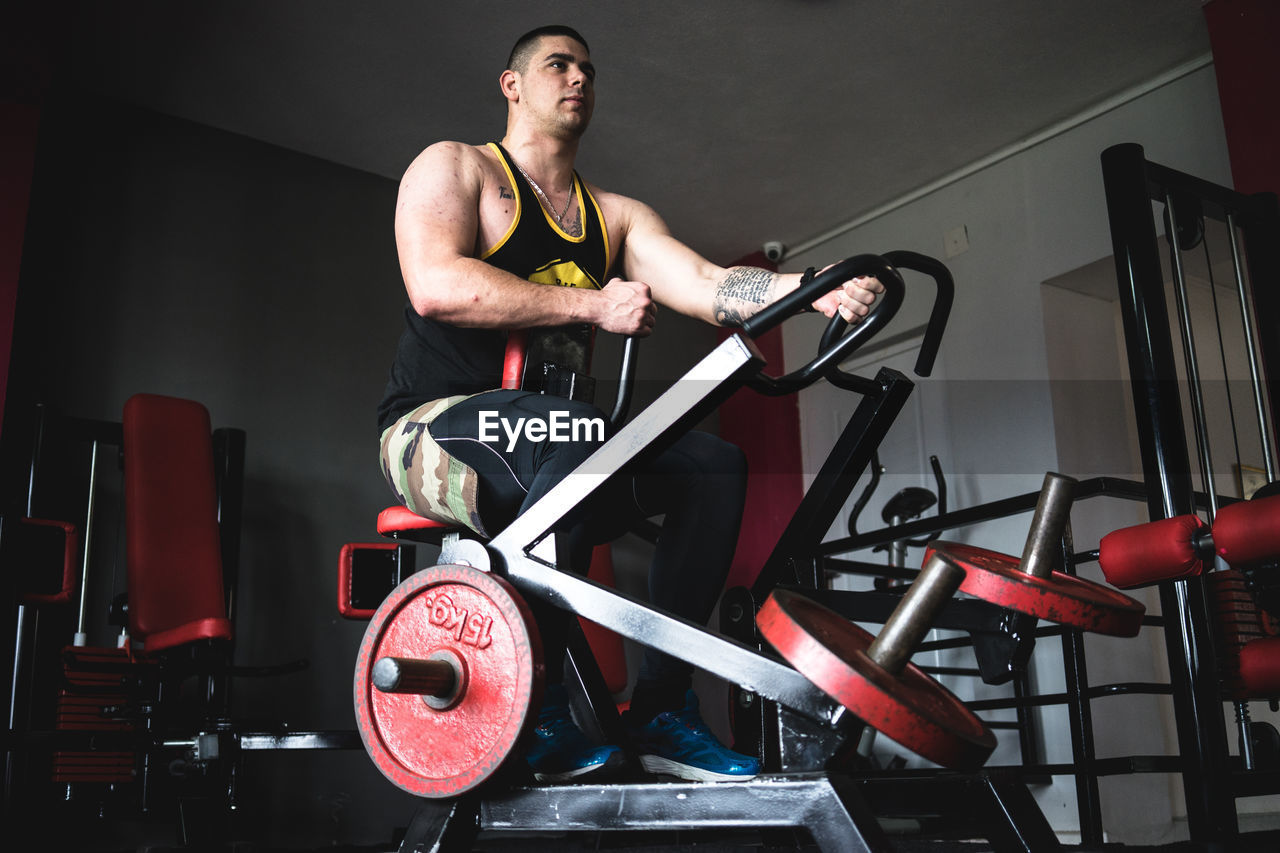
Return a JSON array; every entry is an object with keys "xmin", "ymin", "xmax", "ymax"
[{"xmin": 528, "ymin": 259, "xmax": 600, "ymax": 290}]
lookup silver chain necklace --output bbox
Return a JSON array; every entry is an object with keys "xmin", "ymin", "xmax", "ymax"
[{"xmin": 512, "ymin": 159, "xmax": 574, "ymax": 227}]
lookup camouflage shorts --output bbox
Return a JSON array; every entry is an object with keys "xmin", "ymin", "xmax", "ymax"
[{"xmin": 379, "ymin": 395, "xmax": 489, "ymax": 537}]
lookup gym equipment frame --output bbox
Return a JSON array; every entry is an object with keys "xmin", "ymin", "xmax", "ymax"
[{"xmin": 1100, "ymin": 142, "xmax": 1280, "ymax": 845}]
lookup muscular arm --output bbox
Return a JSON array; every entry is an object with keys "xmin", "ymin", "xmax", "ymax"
[
  {"xmin": 615, "ymin": 199, "xmax": 878, "ymax": 327},
  {"xmin": 395, "ymin": 143, "xmax": 653, "ymax": 334}
]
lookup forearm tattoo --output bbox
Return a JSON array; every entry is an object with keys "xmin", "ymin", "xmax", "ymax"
[{"xmin": 713, "ymin": 267, "xmax": 778, "ymax": 326}]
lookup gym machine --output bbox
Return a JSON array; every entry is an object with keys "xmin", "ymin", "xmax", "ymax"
[
  {"xmin": 347, "ymin": 254, "xmax": 1150, "ymax": 851},
  {"xmin": 1092, "ymin": 142, "xmax": 1280, "ymax": 846},
  {"xmin": 2, "ymin": 396, "xmax": 363, "ymax": 845}
]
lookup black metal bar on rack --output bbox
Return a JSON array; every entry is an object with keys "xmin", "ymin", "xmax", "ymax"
[
  {"xmin": 1101, "ymin": 141, "xmax": 1280, "ymax": 842},
  {"xmin": 823, "ymin": 476, "xmax": 1151, "ymax": 556},
  {"xmin": 1058, "ymin": 531, "xmax": 1102, "ymax": 845}
]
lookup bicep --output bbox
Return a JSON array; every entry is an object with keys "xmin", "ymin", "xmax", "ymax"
[{"xmin": 394, "ymin": 146, "xmax": 482, "ymax": 306}]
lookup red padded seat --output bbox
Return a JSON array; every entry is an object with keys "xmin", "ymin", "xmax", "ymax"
[
  {"xmin": 376, "ymin": 505, "xmax": 463, "ymax": 542},
  {"xmin": 124, "ymin": 394, "xmax": 232, "ymax": 653}
]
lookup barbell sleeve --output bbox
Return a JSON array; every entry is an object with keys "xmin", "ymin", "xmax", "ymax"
[{"xmin": 372, "ymin": 656, "xmax": 457, "ymax": 697}]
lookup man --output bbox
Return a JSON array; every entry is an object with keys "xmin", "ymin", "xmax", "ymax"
[{"xmin": 378, "ymin": 25, "xmax": 882, "ymax": 784}]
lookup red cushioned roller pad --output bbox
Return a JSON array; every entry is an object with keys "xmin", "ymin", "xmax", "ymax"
[
  {"xmin": 1238, "ymin": 637, "xmax": 1280, "ymax": 697},
  {"xmin": 1099, "ymin": 514, "xmax": 1205, "ymax": 589},
  {"xmin": 1212, "ymin": 495, "xmax": 1280, "ymax": 568}
]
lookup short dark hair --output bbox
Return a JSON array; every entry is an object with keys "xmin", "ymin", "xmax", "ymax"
[{"xmin": 506, "ymin": 25, "xmax": 590, "ymax": 73}]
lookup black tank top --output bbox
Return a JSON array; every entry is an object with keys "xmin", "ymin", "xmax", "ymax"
[{"xmin": 377, "ymin": 143, "xmax": 612, "ymax": 432}]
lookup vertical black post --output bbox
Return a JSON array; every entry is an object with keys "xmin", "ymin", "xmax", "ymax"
[
  {"xmin": 1101, "ymin": 143, "xmax": 1236, "ymax": 841},
  {"xmin": 1239, "ymin": 191, "xmax": 1280, "ymax": 447},
  {"xmin": 1059, "ymin": 535, "xmax": 1101, "ymax": 845}
]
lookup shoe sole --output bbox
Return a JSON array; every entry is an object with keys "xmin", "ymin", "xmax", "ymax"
[
  {"xmin": 532, "ymin": 750, "xmax": 627, "ymax": 783},
  {"xmin": 638, "ymin": 754, "xmax": 757, "ymax": 783}
]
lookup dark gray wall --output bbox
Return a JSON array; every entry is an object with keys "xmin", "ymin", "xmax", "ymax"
[
  {"xmin": 12, "ymin": 89, "xmax": 719, "ymax": 846},
  {"xmin": 16, "ymin": 91, "xmax": 419, "ymax": 844}
]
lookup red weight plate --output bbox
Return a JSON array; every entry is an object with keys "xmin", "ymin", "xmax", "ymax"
[
  {"xmin": 757, "ymin": 589, "xmax": 996, "ymax": 770},
  {"xmin": 928, "ymin": 542, "xmax": 1146, "ymax": 637},
  {"xmin": 354, "ymin": 564, "xmax": 544, "ymax": 798}
]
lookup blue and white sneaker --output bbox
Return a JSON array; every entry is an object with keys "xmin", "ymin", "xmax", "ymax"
[
  {"xmin": 525, "ymin": 685, "xmax": 625, "ymax": 782},
  {"xmin": 627, "ymin": 690, "xmax": 759, "ymax": 782}
]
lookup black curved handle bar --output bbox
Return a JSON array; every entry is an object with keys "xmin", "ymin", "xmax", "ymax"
[
  {"xmin": 741, "ymin": 254, "xmax": 906, "ymax": 396},
  {"xmin": 821, "ymin": 251, "xmax": 954, "ymax": 388},
  {"xmin": 609, "ymin": 336, "xmax": 640, "ymax": 427},
  {"xmin": 882, "ymin": 250, "xmax": 953, "ymax": 379}
]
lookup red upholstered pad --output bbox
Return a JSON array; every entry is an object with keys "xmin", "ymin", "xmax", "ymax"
[
  {"xmin": 1238, "ymin": 637, "xmax": 1280, "ymax": 697},
  {"xmin": 1212, "ymin": 494, "xmax": 1280, "ymax": 568},
  {"xmin": 377, "ymin": 505, "xmax": 459, "ymax": 540},
  {"xmin": 123, "ymin": 394, "xmax": 231, "ymax": 652},
  {"xmin": 1099, "ymin": 514, "xmax": 1205, "ymax": 589}
]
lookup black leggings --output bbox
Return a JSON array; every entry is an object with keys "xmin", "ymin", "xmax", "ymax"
[{"xmin": 429, "ymin": 390, "xmax": 746, "ymax": 713}]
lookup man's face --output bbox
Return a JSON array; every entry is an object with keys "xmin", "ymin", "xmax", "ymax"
[{"xmin": 516, "ymin": 35, "xmax": 596, "ymax": 138}]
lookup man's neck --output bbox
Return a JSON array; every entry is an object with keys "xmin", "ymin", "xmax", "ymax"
[{"xmin": 500, "ymin": 127, "xmax": 580, "ymax": 188}]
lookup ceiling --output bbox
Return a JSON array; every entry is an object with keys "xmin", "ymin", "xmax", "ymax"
[{"xmin": 51, "ymin": 0, "xmax": 1213, "ymax": 264}]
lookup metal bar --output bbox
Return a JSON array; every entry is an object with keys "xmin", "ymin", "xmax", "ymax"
[
  {"xmin": 1165, "ymin": 193, "xmax": 1219, "ymax": 518},
  {"xmin": 1061, "ymin": 617, "xmax": 1101, "ymax": 845},
  {"xmin": 73, "ymin": 441, "xmax": 99, "ymax": 646},
  {"xmin": 489, "ymin": 334, "xmax": 763, "ymax": 558},
  {"xmin": 824, "ymin": 476, "xmax": 1150, "ymax": 556},
  {"xmin": 1226, "ymin": 213, "xmax": 1276, "ymax": 482},
  {"xmin": 477, "ymin": 776, "xmax": 888, "ymax": 852},
  {"xmin": 1105, "ymin": 145, "xmax": 1197, "ymax": 521},
  {"xmin": 1102, "ymin": 142, "xmax": 1236, "ymax": 842},
  {"xmin": 1018, "ymin": 473, "xmax": 1076, "ymax": 579},
  {"xmin": 503, "ymin": 552, "xmax": 848, "ymax": 729},
  {"xmin": 866, "ymin": 554, "xmax": 964, "ymax": 674},
  {"xmin": 608, "ymin": 335, "xmax": 640, "ymax": 427},
  {"xmin": 777, "ymin": 586, "xmax": 1005, "ymax": 635},
  {"xmin": 753, "ymin": 368, "xmax": 915, "ymax": 595},
  {"xmin": 1237, "ymin": 193, "xmax": 1280, "ymax": 452},
  {"xmin": 970, "ymin": 771, "xmax": 1064, "ymax": 852},
  {"xmin": 1011, "ymin": 670, "xmax": 1042, "ymax": 768},
  {"xmin": 965, "ymin": 684, "xmax": 1175, "ymax": 712},
  {"xmin": 237, "ymin": 731, "xmax": 363, "ymax": 751}
]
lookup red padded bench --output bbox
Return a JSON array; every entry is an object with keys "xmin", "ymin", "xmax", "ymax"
[{"xmin": 123, "ymin": 393, "xmax": 232, "ymax": 653}]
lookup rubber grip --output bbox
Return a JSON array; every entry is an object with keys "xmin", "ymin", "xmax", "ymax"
[
  {"xmin": 1099, "ymin": 514, "xmax": 1205, "ymax": 589},
  {"xmin": 1212, "ymin": 494, "xmax": 1280, "ymax": 568}
]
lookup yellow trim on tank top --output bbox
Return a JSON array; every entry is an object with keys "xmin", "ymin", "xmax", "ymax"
[
  {"xmin": 481, "ymin": 142, "xmax": 610, "ymax": 261},
  {"xmin": 586, "ymin": 184, "xmax": 612, "ymax": 273},
  {"xmin": 537, "ymin": 175, "xmax": 587, "ymax": 243},
  {"xmin": 481, "ymin": 142, "xmax": 522, "ymax": 260}
]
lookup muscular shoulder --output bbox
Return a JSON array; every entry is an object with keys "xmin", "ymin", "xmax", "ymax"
[{"xmin": 400, "ymin": 141, "xmax": 496, "ymax": 195}]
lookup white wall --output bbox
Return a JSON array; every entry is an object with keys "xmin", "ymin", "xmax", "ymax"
[{"xmin": 780, "ymin": 65, "xmax": 1239, "ymax": 843}]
